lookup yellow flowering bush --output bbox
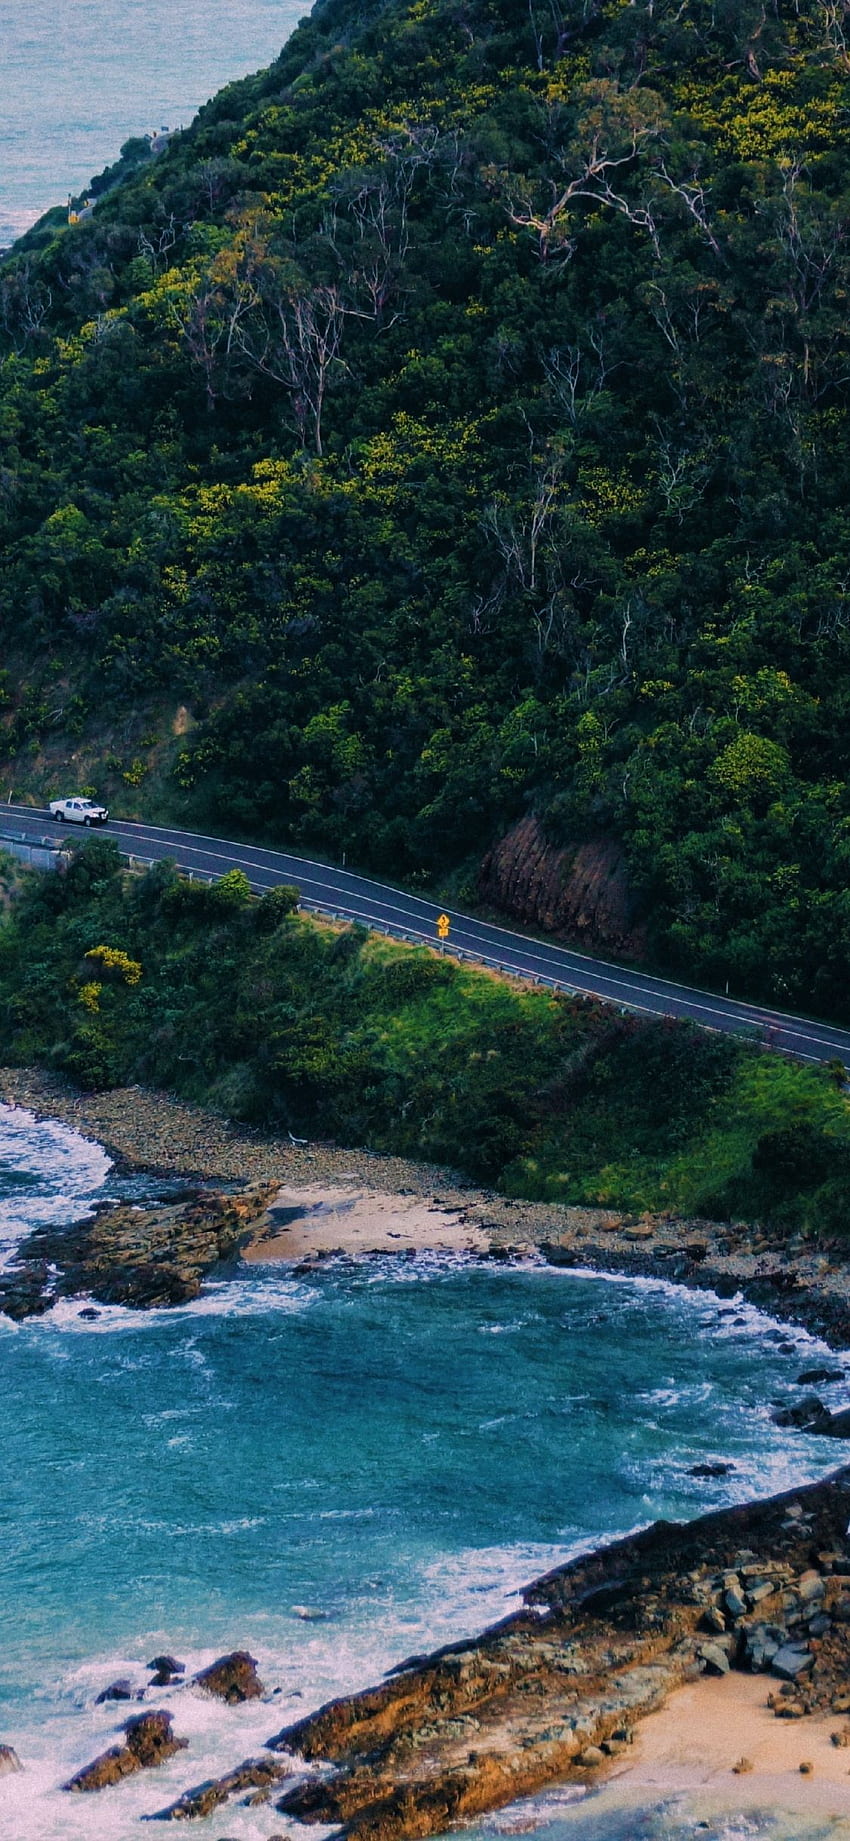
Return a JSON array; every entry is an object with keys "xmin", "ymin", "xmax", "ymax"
[{"xmin": 84, "ymin": 946, "xmax": 143, "ymax": 986}]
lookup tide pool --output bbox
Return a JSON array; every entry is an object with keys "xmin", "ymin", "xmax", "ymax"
[{"xmin": 0, "ymin": 1100, "xmax": 848, "ymax": 1839}]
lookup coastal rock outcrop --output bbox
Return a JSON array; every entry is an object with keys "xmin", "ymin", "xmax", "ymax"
[
  {"xmin": 148, "ymin": 1756, "xmax": 289, "ymax": 1820},
  {"xmin": 0, "ymin": 1745, "xmax": 22, "ymax": 1774},
  {"xmin": 246, "ymin": 1468, "xmax": 850, "ymax": 1841},
  {"xmin": 772, "ymin": 1396, "xmax": 850, "ymax": 1438},
  {"xmin": 96, "ymin": 1678, "xmax": 143, "ymax": 1704},
  {"xmin": 0, "ymin": 1259, "xmax": 53, "ymax": 1321},
  {"xmin": 193, "ymin": 1652, "xmax": 264, "ymax": 1703},
  {"xmin": 64, "ymin": 1711, "xmax": 187, "ymax": 1792},
  {"xmin": 772, "ymin": 1395, "xmax": 833, "ymax": 1433},
  {"xmin": 0, "ymin": 1183, "xmax": 278, "ymax": 1318},
  {"xmin": 149, "ymin": 1656, "xmax": 186, "ymax": 1686}
]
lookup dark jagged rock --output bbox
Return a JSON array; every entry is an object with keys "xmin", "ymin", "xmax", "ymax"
[
  {"xmin": 696, "ymin": 1643, "xmax": 729, "ymax": 1675},
  {"xmin": 0, "ymin": 1744, "xmax": 22, "ymax": 1774},
  {"xmin": 193, "ymin": 1652, "xmax": 264, "ymax": 1703},
  {"xmin": 797, "ymin": 1368, "xmax": 845, "ymax": 1386},
  {"xmin": 772, "ymin": 1395, "xmax": 850, "ymax": 1438},
  {"xmin": 64, "ymin": 1711, "xmax": 187, "ymax": 1792},
  {"xmin": 262, "ymin": 1470, "xmax": 850, "ymax": 1841},
  {"xmin": 0, "ymin": 1183, "xmax": 277, "ymax": 1318},
  {"xmin": 689, "ymin": 1462, "xmax": 735, "ymax": 1478},
  {"xmin": 146, "ymin": 1756, "xmax": 289, "ymax": 1820},
  {"xmin": 96, "ymin": 1678, "xmax": 142, "ymax": 1703},
  {"xmin": 149, "ymin": 1655, "xmax": 186, "ymax": 1686},
  {"xmin": 772, "ymin": 1395, "xmax": 832, "ymax": 1432},
  {"xmin": 0, "ymin": 1259, "xmax": 53, "ymax": 1320},
  {"xmin": 771, "ymin": 1644, "xmax": 815, "ymax": 1680}
]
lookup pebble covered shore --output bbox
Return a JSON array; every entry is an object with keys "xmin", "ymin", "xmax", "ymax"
[{"xmin": 4, "ymin": 1065, "xmax": 850, "ymax": 1349}]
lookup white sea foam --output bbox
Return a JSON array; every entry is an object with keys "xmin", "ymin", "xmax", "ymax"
[
  {"xmin": 1, "ymin": 1615, "xmax": 451, "ymax": 1841},
  {"xmin": 0, "ymin": 1101, "xmax": 112, "ymax": 1261},
  {"xmin": 540, "ymin": 1258, "xmax": 850, "ymax": 1359}
]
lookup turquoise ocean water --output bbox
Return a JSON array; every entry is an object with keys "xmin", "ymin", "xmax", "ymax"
[
  {"xmin": 0, "ymin": 0, "xmax": 304, "ymax": 247},
  {"xmin": 1, "ymin": 1101, "xmax": 850, "ymax": 1839}
]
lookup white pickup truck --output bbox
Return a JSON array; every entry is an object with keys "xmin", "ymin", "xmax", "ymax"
[{"xmin": 49, "ymin": 796, "xmax": 110, "ymax": 826}]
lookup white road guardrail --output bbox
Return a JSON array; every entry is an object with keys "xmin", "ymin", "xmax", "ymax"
[
  {"xmin": 122, "ymin": 850, "xmax": 583, "ymax": 998},
  {"xmin": 0, "ymin": 827, "xmax": 813, "ymax": 1046}
]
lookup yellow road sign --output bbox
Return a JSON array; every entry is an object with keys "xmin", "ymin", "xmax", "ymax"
[{"xmin": 436, "ymin": 912, "xmax": 451, "ymax": 940}]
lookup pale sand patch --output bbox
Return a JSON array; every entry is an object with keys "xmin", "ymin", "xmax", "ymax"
[
  {"xmin": 614, "ymin": 1670, "xmax": 850, "ymax": 1815},
  {"xmin": 242, "ymin": 1182, "xmax": 492, "ymax": 1261}
]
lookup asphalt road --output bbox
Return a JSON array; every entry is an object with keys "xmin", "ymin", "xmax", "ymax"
[{"xmin": 4, "ymin": 803, "xmax": 850, "ymax": 1068}]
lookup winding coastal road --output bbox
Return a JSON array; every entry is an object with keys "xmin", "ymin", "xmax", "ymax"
[{"xmin": 3, "ymin": 802, "xmax": 850, "ymax": 1068}]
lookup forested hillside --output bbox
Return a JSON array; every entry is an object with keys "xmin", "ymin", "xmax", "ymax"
[{"xmin": 3, "ymin": 0, "xmax": 850, "ymax": 1014}]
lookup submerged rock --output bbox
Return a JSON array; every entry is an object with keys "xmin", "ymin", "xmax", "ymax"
[
  {"xmin": 147, "ymin": 1756, "xmax": 288, "ymax": 1820},
  {"xmin": 64, "ymin": 1711, "xmax": 187, "ymax": 1792},
  {"xmin": 96, "ymin": 1678, "xmax": 142, "ymax": 1704},
  {"xmin": 193, "ymin": 1652, "xmax": 264, "ymax": 1703}
]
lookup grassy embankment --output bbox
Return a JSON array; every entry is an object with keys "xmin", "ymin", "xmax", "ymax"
[{"xmin": 2, "ymin": 839, "xmax": 849, "ymax": 1238}]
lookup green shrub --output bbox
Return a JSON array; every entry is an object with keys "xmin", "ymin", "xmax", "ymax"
[
  {"xmin": 2, "ymin": 842, "xmax": 850, "ymax": 1234},
  {"xmin": 254, "ymin": 884, "xmax": 300, "ymax": 933}
]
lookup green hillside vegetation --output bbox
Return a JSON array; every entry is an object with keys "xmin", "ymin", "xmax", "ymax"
[
  {"xmin": 3, "ymin": 1, "xmax": 850, "ymax": 1015},
  {"xmin": 2, "ymin": 839, "xmax": 850, "ymax": 1234}
]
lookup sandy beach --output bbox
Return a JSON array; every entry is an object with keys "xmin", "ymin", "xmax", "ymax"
[
  {"xmin": 618, "ymin": 1669, "xmax": 850, "ymax": 1815},
  {"xmin": 243, "ymin": 1181, "xmax": 491, "ymax": 1260},
  {"xmin": 0, "ymin": 1065, "xmax": 610, "ymax": 1261},
  {"xmin": 5, "ymin": 1067, "xmax": 850, "ymax": 1345}
]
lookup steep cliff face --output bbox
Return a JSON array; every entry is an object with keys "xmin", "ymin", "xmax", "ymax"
[{"xmin": 479, "ymin": 818, "xmax": 646, "ymax": 960}]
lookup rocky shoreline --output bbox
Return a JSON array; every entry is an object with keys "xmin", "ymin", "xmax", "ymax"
[
  {"xmin": 24, "ymin": 1471, "xmax": 850, "ymax": 1834},
  {"xmin": 4, "ymin": 1065, "xmax": 850, "ymax": 1351},
  {"xmin": 5, "ymin": 1067, "xmax": 850, "ymax": 1830},
  {"xmin": 0, "ymin": 1180, "xmax": 279, "ymax": 1317},
  {"xmin": 257, "ymin": 1468, "xmax": 850, "ymax": 1841}
]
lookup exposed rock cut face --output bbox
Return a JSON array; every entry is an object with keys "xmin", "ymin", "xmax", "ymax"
[{"xmin": 479, "ymin": 818, "xmax": 646, "ymax": 958}]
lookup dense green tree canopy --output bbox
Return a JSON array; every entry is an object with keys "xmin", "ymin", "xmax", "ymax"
[{"xmin": 4, "ymin": 0, "xmax": 850, "ymax": 1014}]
